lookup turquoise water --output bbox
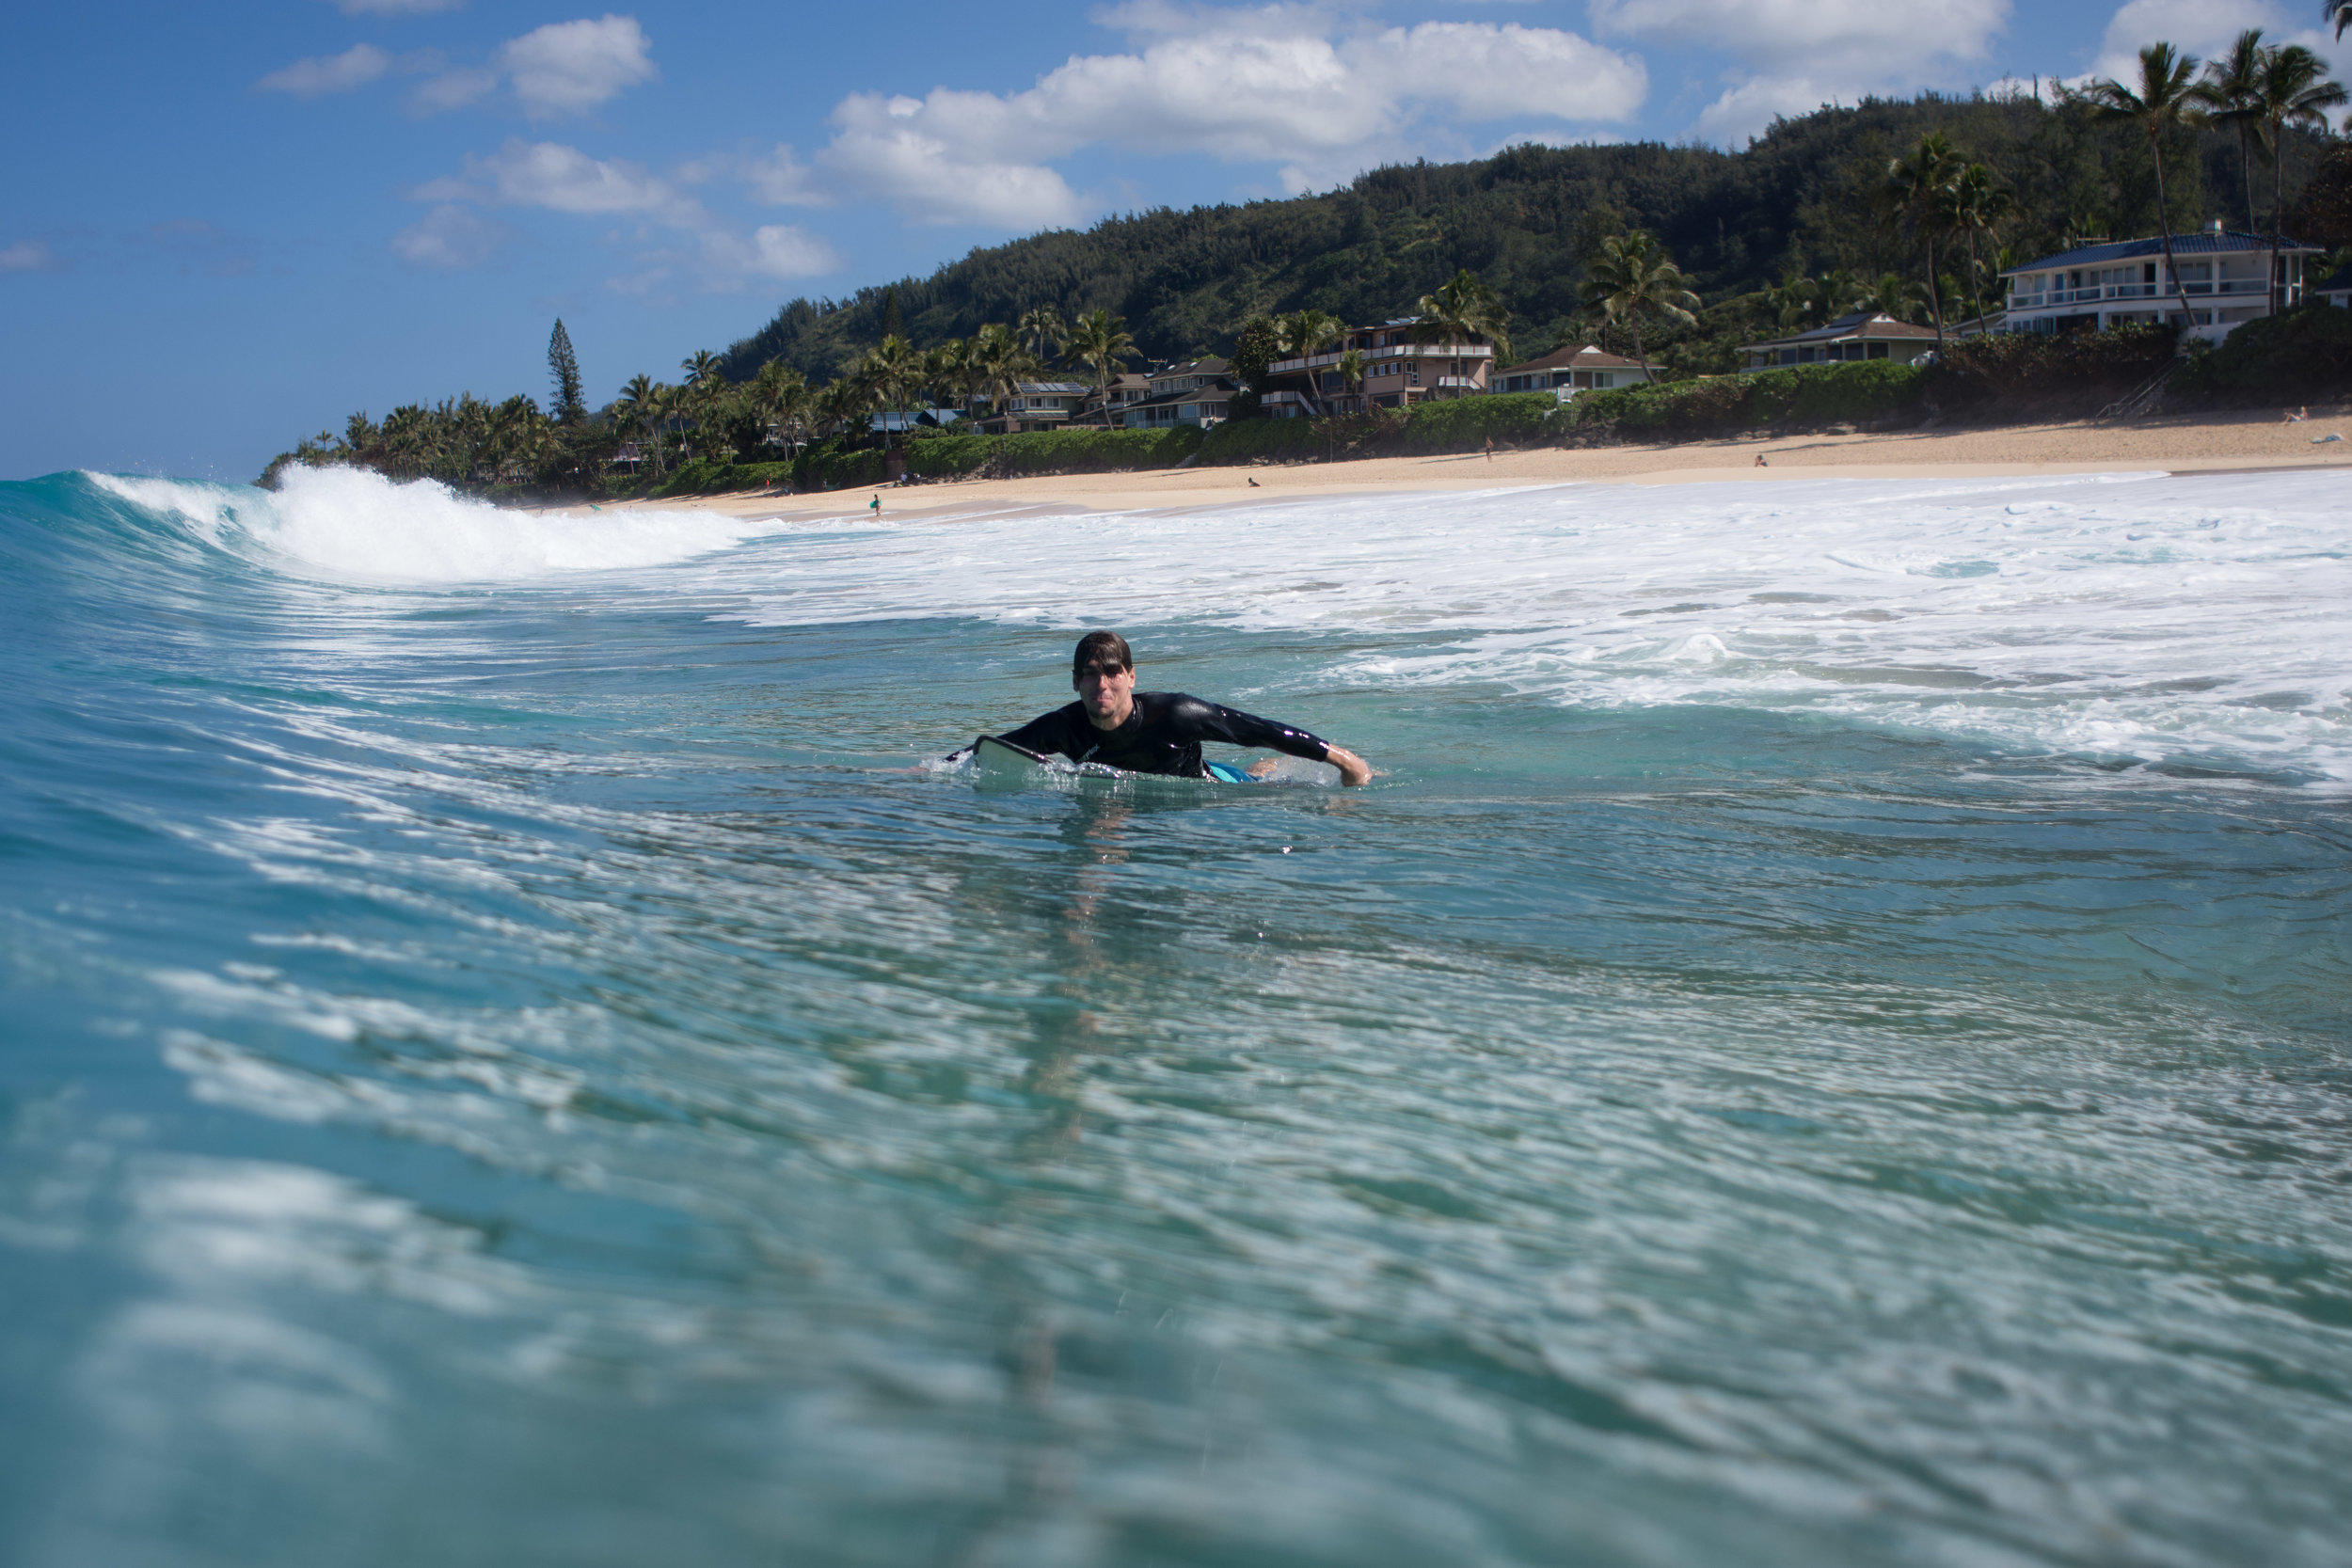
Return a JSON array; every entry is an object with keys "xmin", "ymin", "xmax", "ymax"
[{"xmin": 3, "ymin": 467, "xmax": 2349, "ymax": 1566}]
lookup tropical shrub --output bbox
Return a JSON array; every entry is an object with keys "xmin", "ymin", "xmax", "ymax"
[
  {"xmin": 2172, "ymin": 303, "xmax": 2352, "ymax": 395},
  {"xmin": 1574, "ymin": 360, "xmax": 1929, "ymax": 435},
  {"xmin": 1388, "ymin": 392, "xmax": 1562, "ymax": 451},
  {"xmin": 652, "ymin": 459, "xmax": 793, "ymax": 497},
  {"xmin": 1932, "ymin": 322, "xmax": 2178, "ymax": 396},
  {"xmin": 1197, "ymin": 417, "xmax": 1328, "ymax": 464}
]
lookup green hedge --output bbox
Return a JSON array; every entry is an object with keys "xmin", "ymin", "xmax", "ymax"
[
  {"xmin": 2174, "ymin": 303, "xmax": 2352, "ymax": 395},
  {"xmin": 1197, "ymin": 417, "xmax": 1329, "ymax": 464},
  {"xmin": 650, "ymin": 459, "xmax": 793, "ymax": 498},
  {"xmin": 1197, "ymin": 394, "xmax": 1567, "ymax": 464},
  {"xmin": 1574, "ymin": 360, "xmax": 1930, "ymax": 434},
  {"xmin": 1387, "ymin": 391, "xmax": 1563, "ymax": 451},
  {"xmin": 1933, "ymin": 322, "xmax": 2178, "ymax": 395}
]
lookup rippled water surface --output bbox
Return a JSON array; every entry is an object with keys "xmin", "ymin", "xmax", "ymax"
[{"xmin": 3, "ymin": 467, "xmax": 2349, "ymax": 1567}]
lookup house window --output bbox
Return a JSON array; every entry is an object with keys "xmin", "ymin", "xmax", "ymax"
[{"xmin": 1406, "ymin": 364, "xmax": 1420, "ymax": 386}]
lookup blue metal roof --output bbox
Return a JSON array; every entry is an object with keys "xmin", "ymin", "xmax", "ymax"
[{"xmin": 2004, "ymin": 231, "xmax": 2318, "ymax": 275}]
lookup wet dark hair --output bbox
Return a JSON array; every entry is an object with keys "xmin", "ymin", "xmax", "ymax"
[{"xmin": 1072, "ymin": 630, "xmax": 1133, "ymax": 676}]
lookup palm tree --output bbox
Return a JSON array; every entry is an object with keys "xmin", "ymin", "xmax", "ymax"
[
  {"xmin": 2250, "ymin": 44, "xmax": 2349, "ymax": 313},
  {"xmin": 865, "ymin": 335, "xmax": 921, "ymax": 444},
  {"xmin": 970, "ymin": 323, "xmax": 1039, "ymax": 424},
  {"xmin": 920, "ymin": 342, "xmax": 961, "ymax": 416},
  {"xmin": 1579, "ymin": 231, "xmax": 1699, "ymax": 378},
  {"xmin": 1412, "ymin": 268, "xmax": 1513, "ymax": 370},
  {"xmin": 1867, "ymin": 271, "xmax": 1931, "ymax": 325},
  {"xmin": 2085, "ymin": 43, "xmax": 2217, "ymax": 330},
  {"xmin": 2331, "ymin": 0, "xmax": 2351, "ymax": 40},
  {"xmin": 1769, "ymin": 273, "xmax": 1823, "ymax": 331},
  {"xmin": 1948, "ymin": 164, "xmax": 2017, "ymax": 326},
  {"xmin": 1276, "ymin": 309, "xmax": 1345, "ymax": 413},
  {"xmin": 1885, "ymin": 131, "xmax": 1963, "ymax": 342},
  {"xmin": 616, "ymin": 373, "xmax": 659, "ymax": 474},
  {"xmin": 679, "ymin": 349, "xmax": 726, "ymax": 460},
  {"xmin": 1336, "ymin": 347, "xmax": 1367, "ymax": 409},
  {"xmin": 2204, "ymin": 30, "xmax": 2270, "ymax": 236},
  {"xmin": 1017, "ymin": 304, "xmax": 1066, "ymax": 364},
  {"xmin": 1059, "ymin": 308, "xmax": 1137, "ymax": 425},
  {"xmin": 815, "ymin": 377, "xmax": 871, "ymax": 443},
  {"xmin": 751, "ymin": 359, "xmax": 810, "ymax": 451}
]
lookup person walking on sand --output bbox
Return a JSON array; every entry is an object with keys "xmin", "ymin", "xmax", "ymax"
[
  {"xmin": 1484, "ymin": 436, "xmax": 1495, "ymax": 462},
  {"xmin": 870, "ymin": 493, "xmax": 882, "ymax": 517}
]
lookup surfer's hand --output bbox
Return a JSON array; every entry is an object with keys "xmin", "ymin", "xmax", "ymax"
[{"xmin": 1325, "ymin": 746, "xmax": 1372, "ymax": 786}]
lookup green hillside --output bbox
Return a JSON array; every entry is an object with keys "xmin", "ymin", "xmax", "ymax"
[{"xmin": 720, "ymin": 89, "xmax": 2304, "ymax": 381}]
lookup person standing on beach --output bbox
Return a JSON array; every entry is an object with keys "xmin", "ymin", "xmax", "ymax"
[
  {"xmin": 953, "ymin": 631, "xmax": 1374, "ymax": 785},
  {"xmin": 870, "ymin": 493, "xmax": 882, "ymax": 517}
]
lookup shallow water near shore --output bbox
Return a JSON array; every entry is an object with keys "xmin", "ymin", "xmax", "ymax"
[{"xmin": 3, "ymin": 465, "xmax": 2349, "ymax": 1567}]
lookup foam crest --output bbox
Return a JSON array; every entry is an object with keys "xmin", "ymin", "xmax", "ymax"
[
  {"xmin": 717, "ymin": 470, "xmax": 2352, "ymax": 782},
  {"xmin": 92, "ymin": 467, "xmax": 771, "ymax": 582}
]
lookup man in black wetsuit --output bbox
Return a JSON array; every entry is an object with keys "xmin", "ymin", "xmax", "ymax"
[{"xmin": 964, "ymin": 631, "xmax": 1373, "ymax": 785}]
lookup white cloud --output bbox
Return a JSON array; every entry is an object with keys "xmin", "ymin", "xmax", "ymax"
[
  {"xmin": 2090, "ymin": 0, "xmax": 2348, "ymax": 82},
  {"xmin": 1593, "ymin": 0, "xmax": 2008, "ymax": 72},
  {"xmin": 389, "ymin": 204, "xmax": 509, "ymax": 268},
  {"xmin": 405, "ymin": 139, "xmax": 836, "ymax": 289},
  {"xmin": 0, "ymin": 239, "xmax": 67, "ymax": 274},
  {"xmin": 497, "ymin": 15, "xmax": 657, "ymax": 119},
  {"xmin": 1592, "ymin": 0, "xmax": 2014, "ymax": 143},
  {"xmin": 258, "ymin": 43, "xmax": 393, "ymax": 98},
  {"xmin": 745, "ymin": 144, "xmax": 827, "ymax": 206},
  {"xmin": 805, "ymin": 5, "xmax": 1645, "ymax": 226},
  {"xmin": 409, "ymin": 13, "xmax": 657, "ymax": 119},
  {"xmin": 705, "ymin": 225, "xmax": 842, "ymax": 280},
  {"xmin": 414, "ymin": 139, "xmax": 698, "ymax": 221}
]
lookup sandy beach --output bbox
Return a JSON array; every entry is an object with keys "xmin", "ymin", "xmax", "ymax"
[{"xmin": 570, "ymin": 407, "xmax": 2352, "ymax": 521}]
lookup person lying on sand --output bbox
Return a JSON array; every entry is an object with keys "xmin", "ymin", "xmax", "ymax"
[
  {"xmin": 949, "ymin": 631, "xmax": 1374, "ymax": 785},
  {"xmin": 2284, "ymin": 406, "xmax": 2309, "ymax": 423}
]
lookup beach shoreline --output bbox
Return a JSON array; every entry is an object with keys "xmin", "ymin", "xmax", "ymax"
[{"xmin": 545, "ymin": 407, "xmax": 2352, "ymax": 522}]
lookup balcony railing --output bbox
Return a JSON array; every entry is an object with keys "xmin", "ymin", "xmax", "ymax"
[
  {"xmin": 2009, "ymin": 278, "xmax": 2282, "ymax": 309},
  {"xmin": 1266, "ymin": 343, "xmax": 1496, "ymax": 373}
]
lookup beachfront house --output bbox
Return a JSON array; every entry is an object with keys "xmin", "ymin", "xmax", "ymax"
[
  {"xmin": 1999, "ymin": 222, "xmax": 2321, "ymax": 343},
  {"xmin": 2312, "ymin": 261, "xmax": 2352, "ymax": 309},
  {"xmin": 1488, "ymin": 344, "xmax": 1661, "ymax": 398},
  {"xmin": 1736, "ymin": 312, "xmax": 1942, "ymax": 371},
  {"xmin": 1261, "ymin": 321, "xmax": 1493, "ymax": 418},
  {"xmin": 972, "ymin": 380, "xmax": 1091, "ymax": 436},
  {"xmin": 1118, "ymin": 357, "xmax": 1234, "ymax": 429},
  {"xmin": 1079, "ymin": 372, "xmax": 1152, "ymax": 427}
]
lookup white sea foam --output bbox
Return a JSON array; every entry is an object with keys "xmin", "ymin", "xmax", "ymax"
[
  {"xmin": 712, "ymin": 470, "xmax": 2352, "ymax": 781},
  {"xmin": 90, "ymin": 467, "xmax": 771, "ymax": 582}
]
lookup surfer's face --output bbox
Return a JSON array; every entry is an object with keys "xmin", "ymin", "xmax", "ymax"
[{"xmin": 1074, "ymin": 658, "xmax": 1136, "ymax": 729}]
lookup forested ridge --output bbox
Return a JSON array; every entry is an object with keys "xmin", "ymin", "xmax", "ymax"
[{"xmin": 720, "ymin": 88, "xmax": 2339, "ymax": 381}]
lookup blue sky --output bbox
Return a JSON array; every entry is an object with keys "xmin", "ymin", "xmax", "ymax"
[{"xmin": 5, "ymin": 0, "xmax": 2343, "ymax": 481}]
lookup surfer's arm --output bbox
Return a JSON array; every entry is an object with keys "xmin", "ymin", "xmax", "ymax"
[{"xmin": 1176, "ymin": 697, "xmax": 1372, "ymax": 785}]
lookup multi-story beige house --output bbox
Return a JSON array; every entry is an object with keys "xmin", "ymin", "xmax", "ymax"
[
  {"xmin": 1117, "ymin": 358, "xmax": 1234, "ymax": 429},
  {"xmin": 1079, "ymin": 372, "xmax": 1152, "ymax": 427},
  {"xmin": 1261, "ymin": 321, "xmax": 1494, "ymax": 417}
]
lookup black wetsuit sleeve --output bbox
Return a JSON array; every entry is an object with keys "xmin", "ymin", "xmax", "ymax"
[
  {"xmin": 996, "ymin": 706, "xmax": 1082, "ymax": 756},
  {"xmin": 1168, "ymin": 695, "xmax": 1331, "ymax": 762}
]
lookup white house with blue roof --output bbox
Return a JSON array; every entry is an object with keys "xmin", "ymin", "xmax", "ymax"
[{"xmin": 2000, "ymin": 221, "xmax": 2321, "ymax": 344}]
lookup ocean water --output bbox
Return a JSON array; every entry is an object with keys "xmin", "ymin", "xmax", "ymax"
[{"xmin": 3, "ymin": 464, "xmax": 2349, "ymax": 1568}]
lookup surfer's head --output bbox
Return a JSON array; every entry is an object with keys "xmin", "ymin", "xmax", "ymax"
[{"xmin": 1073, "ymin": 631, "xmax": 1136, "ymax": 729}]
